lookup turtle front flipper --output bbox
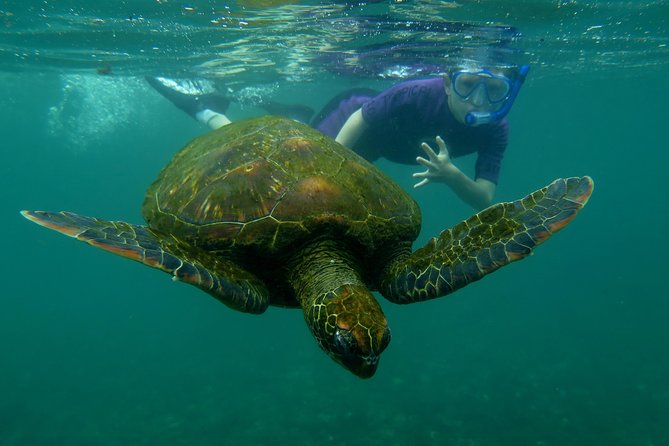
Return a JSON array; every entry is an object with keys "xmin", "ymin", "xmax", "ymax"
[
  {"xmin": 379, "ymin": 176, "xmax": 594, "ymax": 304},
  {"xmin": 21, "ymin": 210, "xmax": 270, "ymax": 314}
]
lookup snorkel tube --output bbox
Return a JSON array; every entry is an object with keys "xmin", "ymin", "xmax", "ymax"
[{"xmin": 464, "ymin": 64, "xmax": 530, "ymax": 126}]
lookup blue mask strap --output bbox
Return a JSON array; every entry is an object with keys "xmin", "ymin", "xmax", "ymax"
[{"xmin": 464, "ymin": 64, "xmax": 530, "ymax": 126}]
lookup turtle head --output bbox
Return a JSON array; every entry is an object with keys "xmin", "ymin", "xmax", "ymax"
[{"xmin": 305, "ymin": 284, "xmax": 391, "ymax": 378}]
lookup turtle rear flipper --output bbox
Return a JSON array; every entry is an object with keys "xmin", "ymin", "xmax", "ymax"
[
  {"xmin": 21, "ymin": 210, "xmax": 270, "ymax": 314},
  {"xmin": 380, "ymin": 176, "xmax": 594, "ymax": 304}
]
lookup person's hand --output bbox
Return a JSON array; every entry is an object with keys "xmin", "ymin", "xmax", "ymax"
[{"xmin": 413, "ymin": 136, "xmax": 456, "ymax": 188}]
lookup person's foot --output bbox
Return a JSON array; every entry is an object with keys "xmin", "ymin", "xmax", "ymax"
[{"xmin": 146, "ymin": 76, "xmax": 231, "ymax": 118}]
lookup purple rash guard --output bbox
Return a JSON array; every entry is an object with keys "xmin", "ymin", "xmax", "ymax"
[{"xmin": 314, "ymin": 77, "xmax": 508, "ymax": 184}]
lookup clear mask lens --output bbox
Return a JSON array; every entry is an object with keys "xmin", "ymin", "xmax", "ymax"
[{"xmin": 453, "ymin": 71, "xmax": 512, "ymax": 104}]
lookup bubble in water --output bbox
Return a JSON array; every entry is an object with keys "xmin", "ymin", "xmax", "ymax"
[
  {"xmin": 47, "ymin": 74, "xmax": 152, "ymax": 152},
  {"xmin": 234, "ymin": 83, "xmax": 279, "ymax": 108}
]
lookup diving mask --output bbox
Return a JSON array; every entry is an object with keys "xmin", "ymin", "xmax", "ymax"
[{"xmin": 452, "ymin": 65, "xmax": 530, "ymax": 126}]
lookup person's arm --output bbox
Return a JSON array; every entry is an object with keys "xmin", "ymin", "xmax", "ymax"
[
  {"xmin": 335, "ymin": 108, "xmax": 368, "ymax": 148},
  {"xmin": 413, "ymin": 136, "xmax": 496, "ymax": 210}
]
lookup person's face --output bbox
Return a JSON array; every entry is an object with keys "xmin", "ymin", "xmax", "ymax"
[{"xmin": 444, "ymin": 69, "xmax": 512, "ymax": 126}]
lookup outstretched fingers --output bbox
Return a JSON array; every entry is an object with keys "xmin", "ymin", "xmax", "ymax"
[{"xmin": 413, "ymin": 136, "xmax": 450, "ymax": 188}]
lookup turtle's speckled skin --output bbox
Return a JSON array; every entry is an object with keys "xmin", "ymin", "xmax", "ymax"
[{"xmin": 22, "ymin": 116, "xmax": 594, "ymax": 378}]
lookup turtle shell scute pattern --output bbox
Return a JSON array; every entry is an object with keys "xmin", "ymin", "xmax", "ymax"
[{"xmin": 143, "ymin": 116, "xmax": 420, "ymax": 255}]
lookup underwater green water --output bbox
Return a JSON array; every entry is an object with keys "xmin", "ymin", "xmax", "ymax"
[{"xmin": 1, "ymin": 1, "xmax": 668, "ymax": 445}]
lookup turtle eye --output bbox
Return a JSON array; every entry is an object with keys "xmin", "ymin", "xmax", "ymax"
[{"xmin": 333, "ymin": 328, "xmax": 357, "ymax": 357}]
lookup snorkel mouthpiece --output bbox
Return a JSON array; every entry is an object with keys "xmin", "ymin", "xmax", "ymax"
[{"xmin": 464, "ymin": 64, "xmax": 530, "ymax": 126}]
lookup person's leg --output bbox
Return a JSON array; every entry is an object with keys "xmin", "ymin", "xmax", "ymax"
[
  {"xmin": 146, "ymin": 77, "xmax": 231, "ymax": 129},
  {"xmin": 147, "ymin": 76, "xmax": 319, "ymax": 130},
  {"xmin": 195, "ymin": 109, "xmax": 231, "ymax": 129}
]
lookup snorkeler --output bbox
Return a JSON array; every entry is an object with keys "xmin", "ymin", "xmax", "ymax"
[{"xmin": 147, "ymin": 64, "xmax": 529, "ymax": 210}]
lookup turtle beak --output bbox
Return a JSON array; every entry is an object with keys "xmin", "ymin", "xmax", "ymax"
[
  {"xmin": 331, "ymin": 326, "xmax": 391, "ymax": 379},
  {"xmin": 341, "ymin": 351, "xmax": 381, "ymax": 379}
]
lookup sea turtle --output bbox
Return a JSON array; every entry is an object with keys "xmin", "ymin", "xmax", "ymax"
[{"xmin": 22, "ymin": 116, "xmax": 593, "ymax": 378}]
